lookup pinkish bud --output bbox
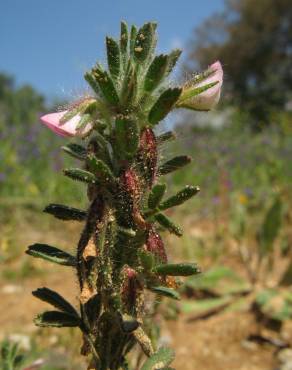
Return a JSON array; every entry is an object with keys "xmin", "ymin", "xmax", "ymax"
[
  {"xmin": 178, "ymin": 61, "xmax": 223, "ymax": 111},
  {"xmin": 146, "ymin": 227, "xmax": 167, "ymax": 263},
  {"xmin": 40, "ymin": 110, "xmax": 92, "ymax": 137},
  {"xmin": 138, "ymin": 128, "xmax": 157, "ymax": 186},
  {"xmin": 121, "ymin": 267, "xmax": 141, "ymax": 310},
  {"xmin": 121, "ymin": 168, "xmax": 141, "ymax": 202}
]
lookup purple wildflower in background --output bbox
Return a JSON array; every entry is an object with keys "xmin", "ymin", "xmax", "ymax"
[
  {"xmin": 244, "ymin": 187, "xmax": 253, "ymax": 197},
  {"xmin": 212, "ymin": 196, "xmax": 220, "ymax": 205},
  {"xmin": 0, "ymin": 173, "xmax": 6, "ymax": 182}
]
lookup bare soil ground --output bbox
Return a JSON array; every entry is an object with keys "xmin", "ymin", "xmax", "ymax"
[
  {"xmin": 1, "ymin": 266, "xmax": 286, "ymax": 370},
  {"xmin": 1, "ymin": 217, "xmax": 290, "ymax": 370}
]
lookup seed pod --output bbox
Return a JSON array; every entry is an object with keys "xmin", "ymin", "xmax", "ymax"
[
  {"xmin": 120, "ymin": 168, "xmax": 141, "ymax": 204},
  {"xmin": 137, "ymin": 127, "xmax": 157, "ymax": 187},
  {"xmin": 121, "ymin": 267, "xmax": 141, "ymax": 312},
  {"xmin": 145, "ymin": 227, "xmax": 167, "ymax": 263}
]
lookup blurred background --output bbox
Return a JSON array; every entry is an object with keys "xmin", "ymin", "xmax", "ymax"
[{"xmin": 0, "ymin": 0, "xmax": 291, "ymax": 369}]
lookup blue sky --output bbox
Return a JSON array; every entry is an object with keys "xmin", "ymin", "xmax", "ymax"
[{"xmin": 1, "ymin": 0, "xmax": 224, "ymax": 101}]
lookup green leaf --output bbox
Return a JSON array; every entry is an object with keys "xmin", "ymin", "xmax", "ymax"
[
  {"xmin": 13, "ymin": 354, "xmax": 25, "ymax": 368},
  {"xmin": 115, "ymin": 115, "xmax": 139, "ymax": 160},
  {"xmin": 1, "ymin": 341, "xmax": 11, "ymax": 364},
  {"xmin": 150, "ymin": 286, "xmax": 180, "ymax": 300},
  {"xmin": 134, "ymin": 22, "xmax": 156, "ymax": 62},
  {"xmin": 90, "ymin": 132, "xmax": 112, "ymax": 165},
  {"xmin": 1, "ymin": 339, "xmax": 9, "ymax": 360},
  {"xmin": 148, "ymin": 88, "xmax": 182, "ymax": 125},
  {"xmin": 141, "ymin": 347, "xmax": 175, "ymax": 370},
  {"xmin": 120, "ymin": 61, "xmax": 137, "ymax": 107},
  {"xmin": 159, "ymin": 185, "xmax": 200, "ymax": 211},
  {"xmin": 148, "ymin": 183, "xmax": 166, "ymax": 209},
  {"xmin": 87, "ymin": 154, "xmax": 115, "ymax": 187},
  {"xmin": 84, "ymin": 294, "xmax": 102, "ymax": 327},
  {"xmin": 144, "ymin": 54, "xmax": 169, "ymax": 92},
  {"xmin": 181, "ymin": 296, "xmax": 232, "ymax": 314},
  {"xmin": 138, "ymin": 249, "xmax": 155, "ymax": 270},
  {"xmin": 153, "ymin": 263, "xmax": 200, "ymax": 276},
  {"xmin": 178, "ymin": 81, "xmax": 219, "ymax": 104},
  {"xmin": 165, "ymin": 49, "xmax": 182, "ymax": 76},
  {"xmin": 120, "ymin": 21, "xmax": 129, "ymax": 56},
  {"xmin": 106, "ymin": 36, "xmax": 120, "ymax": 79},
  {"xmin": 92, "ymin": 65, "xmax": 120, "ymax": 106},
  {"xmin": 256, "ymin": 289, "xmax": 278, "ymax": 307},
  {"xmin": 130, "ymin": 25, "xmax": 138, "ymax": 56},
  {"xmin": 156, "ymin": 131, "xmax": 176, "ymax": 144},
  {"xmin": 84, "ymin": 71, "xmax": 101, "ymax": 95},
  {"xmin": 61, "ymin": 143, "xmax": 87, "ymax": 160},
  {"xmin": 155, "ymin": 213, "xmax": 183, "ymax": 237},
  {"xmin": 32, "ymin": 288, "xmax": 79, "ymax": 317},
  {"xmin": 184, "ymin": 266, "xmax": 248, "ymax": 295},
  {"xmin": 255, "ymin": 289, "xmax": 292, "ymax": 321},
  {"xmin": 63, "ymin": 168, "xmax": 96, "ymax": 184},
  {"xmin": 26, "ymin": 244, "xmax": 76, "ymax": 266},
  {"xmin": 34, "ymin": 311, "xmax": 80, "ymax": 328},
  {"xmin": 44, "ymin": 204, "xmax": 87, "ymax": 221},
  {"xmin": 159, "ymin": 155, "xmax": 192, "ymax": 176},
  {"xmin": 188, "ymin": 68, "xmax": 216, "ymax": 85},
  {"xmin": 259, "ymin": 197, "xmax": 282, "ymax": 255}
]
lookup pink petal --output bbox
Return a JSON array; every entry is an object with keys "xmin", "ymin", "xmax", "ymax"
[
  {"xmin": 192, "ymin": 61, "xmax": 223, "ymax": 110},
  {"xmin": 182, "ymin": 61, "xmax": 223, "ymax": 111},
  {"xmin": 40, "ymin": 111, "xmax": 92, "ymax": 137}
]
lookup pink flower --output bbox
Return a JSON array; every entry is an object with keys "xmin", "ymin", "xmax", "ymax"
[
  {"xmin": 40, "ymin": 111, "xmax": 92, "ymax": 137},
  {"xmin": 178, "ymin": 61, "xmax": 223, "ymax": 111}
]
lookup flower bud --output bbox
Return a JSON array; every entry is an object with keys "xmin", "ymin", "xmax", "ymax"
[
  {"xmin": 40, "ymin": 98, "xmax": 96, "ymax": 137},
  {"xmin": 177, "ymin": 61, "xmax": 223, "ymax": 111}
]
